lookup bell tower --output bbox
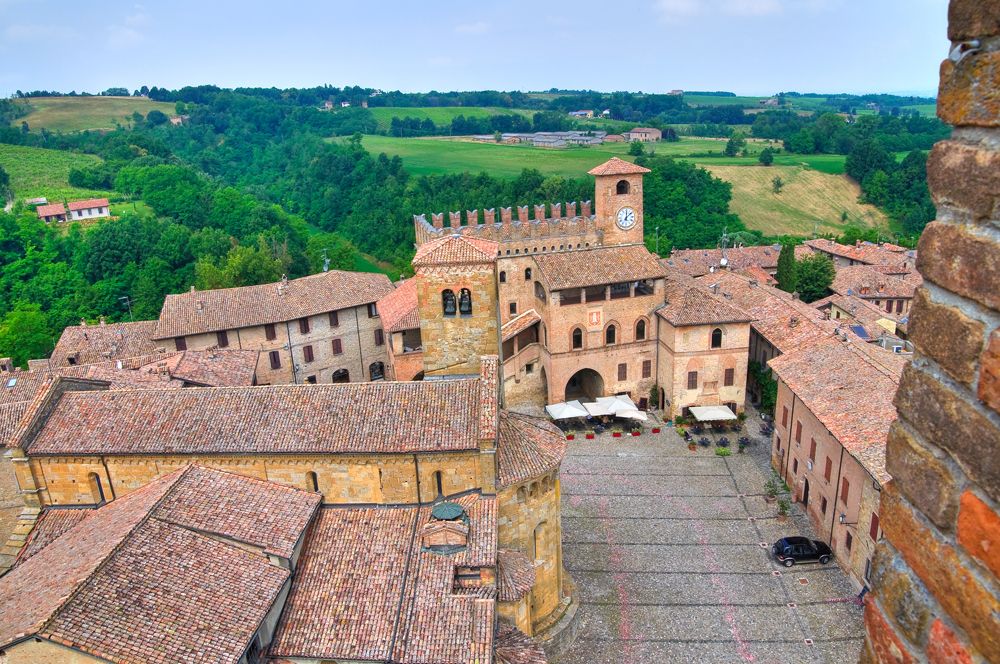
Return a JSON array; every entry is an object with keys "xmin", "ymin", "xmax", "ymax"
[
  {"xmin": 588, "ymin": 157, "xmax": 650, "ymax": 247},
  {"xmin": 412, "ymin": 235, "xmax": 500, "ymax": 378}
]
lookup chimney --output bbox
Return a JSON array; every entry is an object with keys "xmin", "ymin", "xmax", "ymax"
[
  {"xmin": 709, "ymin": 283, "xmax": 719, "ymax": 294},
  {"xmin": 432, "ymin": 213, "xmax": 444, "ymax": 229},
  {"xmin": 789, "ymin": 316, "xmax": 799, "ymax": 327},
  {"xmin": 80, "ymin": 319, "xmax": 87, "ymax": 327},
  {"xmin": 190, "ymin": 285, "xmax": 196, "ymax": 294},
  {"xmin": 581, "ymin": 200, "xmax": 592, "ymax": 217},
  {"xmin": 500, "ymin": 207, "xmax": 512, "ymax": 225},
  {"xmin": 483, "ymin": 208, "xmax": 495, "ymax": 225},
  {"xmin": 196, "ymin": 300, "xmax": 204, "ymax": 311},
  {"xmin": 566, "ymin": 201, "xmax": 577, "ymax": 218},
  {"xmin": 466, "ymin": 209, "xmax": 479, "ymax": 226},
  {"xmin": 534, "ymin": 204, "xmax": 547, "ymax": 221},
  {"xmin": 517, "ymin": 206, "xmax": 529, "ymax": 223},
  {"xmin": 99, "ymin": 316, "xmax": 106, "ymax": 326}
]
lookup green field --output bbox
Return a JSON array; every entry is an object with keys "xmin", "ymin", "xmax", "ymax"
[
  {"xmin": 683, "ymin": 95, "xmax": 767, "ymax": 107},
  {"xmin": 366, "ymin": 106, "xmax": 534, "ymax": 132},
  {"xmin": 0, "ymin": 143, "xmax": 111, "ymax": 201},
  {"xmin": 900, "ymin": 103, "xmax": 937, "ymax": 117},
  {"xmin": 13, "ymin": 96, "xmax": 176, "ymax": 133}
]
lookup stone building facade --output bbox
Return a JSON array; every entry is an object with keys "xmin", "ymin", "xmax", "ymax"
[
  {"xmin": 861, "ymin": 3, "xmax": 1000, "ymax": 660},
  {"xmin": 152, "ymin": 270, "xmax": 393, "ymax": 385}
]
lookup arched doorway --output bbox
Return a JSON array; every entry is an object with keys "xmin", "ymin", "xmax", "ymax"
[
  {"xmin": 802, "ymin": 478, "xmax": 810, "ymax": 507},
  {"xmin": 565, "ymin": 368, "xmax": 604, "ymax": 401}
]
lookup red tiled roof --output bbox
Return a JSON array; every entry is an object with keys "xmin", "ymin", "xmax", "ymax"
[
  {"xmin": 50, "ymin": 320, "xmax": 161, "ymax": 367},
  {"xmin": 271, "ymin": 494, "xmax": 498, "ymax": 663},
  {"xmin": 0, "ymin": 401, "xmax": 29, "ymax": 446},
  {"xmin": 137, "ymin": 349, "xmax": 259, "ymax": 386},
  {"xmin": 67, "ymin": 198, "xmax": 109, "ymax": 211},
  {"xmin": 657, "ymin": 278, "xmax": 753, "ymax": 327},
  {"xmin": 535, "ymin": 245, "xmax": 664, "ymax": 290},
  {"xmin": 0, "ymin": 465, "xmax": 319, "ymax": 663},
  {"xmin": 378, "ymin": 278, "xmax": 420, "ymax": 333},
  {"xmin": 768, "ymin": 340, "xmax": 900, "ymax": 483},
  {"xmin": 497, "ymin": 549, "xmax": 535, "ymax": 602},
  {"xmin": 35, "ymin": 203, "xmax": 66, "ymax": 217},
  {"xmin": 587, "ymin": 157, "xmax": 651, "ymax": 176},
  {"xmin": 830, "ymin": 265, "xmax": 917, "ymax": 300},
  {"xmin": 502, "ymin": 309, "xmax": 541, "ymax": 342},
  {"xmin": 495, "ymin": 624, "xmax": 548, "ymax": 664},
  {"xmin": 26, "ymin": 380, "xmax": 483, "ymax": 456},
  {"xmin": 154, "ymin": 271, "xmax": 393, "ymax": 339},
  {"xmin": 803, "ymin": 238, "xmax": 916, "ymax": 267},
  {"xmin": 497, "ymin": 412, "xmax": 567, "ymax": 488},
  {"xmin": 12, "ymin": 508, "xmax": 92, "ymax": 568},
  {"xmin": 412, "ymin": 235, "xmax": 499, "ymax": 268}
]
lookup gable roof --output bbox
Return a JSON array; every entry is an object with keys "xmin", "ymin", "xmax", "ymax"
[
  {"xmin": 26, "ymin": 380, "xmax": 484, "ymax": 456},
  {"xmin": 587, "ymin": 157, "xmax": 651, "ymax": 176},
  {"xmin": 830, "ymin": 265, "xmax": 917, "ymax": 300},
  {"xmin": 137, "ymin": 349, "xmax": 259, "ymax": 387},
  {"xmin": 534, "ymin": 245, "xmax": 664, "ymax": 290},
  {"xmin": 50, "ymin": 320, "xmax": 161, "ymax": 367},
  {"xmin": 378, "ymin": 277, "xmax": 420, "ymax": 333},
  {"xmin": 67, "ymin": 198, "xmax": 109, "ymax": 211},
  {"xmin": 0, "ymin": 466, "xmax": 319, "ymax": 662},
  {"xmin": 412, "ymin": 235, "xmax": 499, "ymax": 268},
  {"xmin": 35, "ymin": 203, "xmax": 66, "ymax": 217},
  {"xmin": 153, "ymin": 270, "xmax": 393, "ymax": 339},
  {"xmin": 501, "ymin": 309, "xmax": 541, "ymax": 342},
  {"xmin": 657, "ymin": 278, "xmax": 753, "ymax": 327}
]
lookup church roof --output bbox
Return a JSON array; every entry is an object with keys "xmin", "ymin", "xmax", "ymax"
[
  {"xmin": 378, "ymin": 277, "xmax": 420, "ymax": 333},
  {"xmin": 0, "ymin": 466, "xmax": 319, "ymax": 662},
  {"xmin": 496, "ymin": 412, "xmax": 566, "ymax": 488},
  {"xmin": 412, "ymin": 235, "xmax": 499, "ymax": 268},
  {"xmin": 497, "ymin": 549, "xmax": 536, "ymax": 602},
  {"xmin": 534, "ymin": 245, "xmax": 664, "ymax": 290},
  {"xmin": 587, "ymin": 156, "xmax": 651, "ymax": 176},
  {"xmin": 153, "ymin": 270, "xmax": 393, "ymax": 339},
  {"xmin": 24, "ymin": 379, "xmax": 484, "ymax": 456}
]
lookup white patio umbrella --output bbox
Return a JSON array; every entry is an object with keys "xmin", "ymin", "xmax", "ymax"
[
  {"xmin": 616, "ymin": 409, "xmax": 649, "ymax": 421},
  {"xmin": 582, "ymin": 401, "xmax": 614, "ymax": 417},
  {"xmin": 545, "ymin": 400, "xmax": 589, "ymax": 420},
  {"xmin": 595, "ymin": 394, "xmax": 638, "ymax": 414}
]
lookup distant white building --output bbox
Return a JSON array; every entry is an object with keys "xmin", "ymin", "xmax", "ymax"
[{"xmin": 68, "ymin": 198, "xmax": 110, "ymax": 221}]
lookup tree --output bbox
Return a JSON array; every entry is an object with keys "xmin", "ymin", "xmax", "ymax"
[
  {"xmin": 724, "ymin": 134, "xmax": 746, "ymax": 157},
  {"xmin": 628, "ymin": 141, "xmax": 645, "ymax": 156},
  {"xmin": 795, "ymin": 254, "xmax": 836, "ymax": 303},
  {"xmin": 758, "ymin": 147, "xmax": 774, "ymax": 166},
  {"xmin": 0, "ymin": 164, "xmax": 9, "ymax": 199},
  {"xmin": 775, "ymin": 242, "xmax": 797, "ymax": 293},
  {"xmin": 0, "ymin": 303, "xmax": 53, "ymax": 367},
  {"xmin": 772, "ymin": 176, "xmax": 784, "ymax": 194},
  {"xmin": 146, "ymin": 109, "xmax": 169, "ymax": 126}
]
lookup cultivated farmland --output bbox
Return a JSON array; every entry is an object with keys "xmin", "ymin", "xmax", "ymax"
[
  {"xmin": 12, "ymin": 96, "xmax": 176, "ymax": 133},
  {"xmin": 0, "ymin": 144, "xmax": 111, "ymax": 201},
  {"xmin": 366, "ymin": 106, "xmax": 534, "ymax": 132}
]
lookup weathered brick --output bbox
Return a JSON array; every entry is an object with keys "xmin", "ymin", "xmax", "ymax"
[
  {"xmin": 926, "ymin": 619, "xmax": 975, "ymax": 664},
  {"xmin": 906, "ymin": 289, "xmax": 985, "ymax": 386},
  {"xmin": 926, "ymin": 140, "xmax": 1000, "ymax": 224},
  {"xmin": 956, "ymin": 490, "xmax": 1000, "ymax": 578},
  {"xmin": 980, "ymin": 329, "xmax": 1000, "ymax": 414},
  {"xmin": 895, "ymin": 364, "xmax": 1000, "ymax": 503},
  {"xmin": 879, "ymin": 485, "xmax": 1000, "ymax": 656},
  {"xmin": 938, "ymin": 52, "xmax": 1000, "ymax": 127},
  {"xmin": 885, "ymin": 421, "xmax": 961, "ymax": 530},
  {"xmin": 948, "ymin": 0, "xmax": 1000, "ymax": 41},
  {"xmin": 863, "ymin": 599, "xmax": 917, "ymax": 664},
  {"xmin": 917, "ymin": 222, "xmax": 1000, "ymax": 313},
  {"xmin": 869, "ymin": 543, "xmax": 936, "ymax": 645}
]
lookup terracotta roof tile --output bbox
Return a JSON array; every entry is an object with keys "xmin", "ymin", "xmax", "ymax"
[
  {"xmin": 0, "ymin": 401, "xmax": 29, "ymax": 446},
  {"xmin": 495, "ymin": 624, "xmax": 548, "ymax": 664},
  {"xmin": 803, "ymin": 238, "xmax": 916, "ymax": 267},
  {"xmin": 137, "ymin": 349, "xmax": 259, "ymax": 386},
  {"xmin": 12, "ymin": 508, "xmax": 93, "ymax": 567},
  {"xmin": 497, "ymin": 412, "xmax": 567, "ymax": 488},
  {"xmin": 412, "ymin": 235, "xmax": 499, "ymax": 268},
  {"xmin": 497, "ymin": 549, "xmax": 535, "ymax": 602},
  {"xmin": 587, "ymin": 157, "xmax": 651, "ymax": 176},
  {"xmin": 502, "ymin": 309, "xmax": 541, "ymax": 342},
  {"xmin": 27, "ymin": 380, "xmax": 482, "ymax": 456},
  {"xmin": 768, "ymin": 340, "xmax": 900, "ymax": 483},
  {"xmin": 35, "ymin": 203, "xmax": 66, "ymax": 217},
  {"xmin": 657, "ymin": 278, "xmax": 753, "ymax": 327},
  {"xmin": 535, "ymin": 245, "xmax": 664, "ymax": 290},
  {"xmin": 378, "ymin": 277, "xmax": 420, "ymax": 333},
  {"xmin": 153, "ymin": 271, "xmax": 393, "ymax": 339},
  {"xmin": 664, "ymin": 244, "xmax": 783, "ymax": 276},
  {"xmin": 67, "ymin": 198, "xmax": 109, "ymax": 211},
  {"xmin": 50, "ymin": 320, "xmax": 161, "ymax": 367},
  {"xmin": 830, "ymin": 265, "xmax": 917, "ymax": 300}
]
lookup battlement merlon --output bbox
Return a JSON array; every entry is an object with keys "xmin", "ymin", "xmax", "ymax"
[{"xmin": 412, "ymin": 200, "xmax": 595, "ymax": 247}]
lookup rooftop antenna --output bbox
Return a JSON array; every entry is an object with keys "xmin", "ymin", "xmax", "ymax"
[
  {"xmin": 322, "ymin": 248, "xmax": 330, "ymax": 273},
  {"xmin": 718, "ymin": 227, "xmax": 730, "ymax": 268},
  {"xmin": 118, "ymin": 296, "xmax": 133, "ymax": 322}
]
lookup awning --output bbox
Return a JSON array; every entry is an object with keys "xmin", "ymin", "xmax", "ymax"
[
  {"xmin": 583, "ymin": 401, "xmax": 613, "ymax": 417},
  {"xmin": 595, "ymin": 394, "xmax": 638, "ymax": 414},
  {"xmin": 545, "ymin": 400, "xmax": 589, "ymax": 420},
  {"xmin": 617, "ymin": 409, "xmax": 649, "ymax": 421},
  {"xmin": 689, "ymin": 405, "xmax": 737, "ymax": 422}
]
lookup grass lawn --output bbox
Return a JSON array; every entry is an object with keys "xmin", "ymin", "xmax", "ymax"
[
  {"xmin": 900, "ymin": 103, "xmax": 937, "ymax": 117},
  {"xmin": 0, "ymin": 143, "xmax": 112, "ymax": 201},
  {"xmin": 684, "ymin": 95, "xmax": 766, "ymax": 107},
  {"xmin": 366, "ymin": 106, "xmax": 534, "ymax": 132},
  {"xmin": 702, "ymin": 164, "xmax": 885, "ymax": 236},
  {"xmin": 13, "ymin": 96, "xmax": 176, "ymax": 133},
  {"xmin": 110, "ymin": 200, "xmax": 153, "ymax": 218}
]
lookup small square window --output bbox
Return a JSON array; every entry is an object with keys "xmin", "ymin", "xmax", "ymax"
[{"xmin": 509, "ymin": 302, "xmax": 517, "ymax": 315}]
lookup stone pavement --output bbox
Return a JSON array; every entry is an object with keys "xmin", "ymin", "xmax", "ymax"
[{"xmin": 552, "ymin": 421, "xmax": 864, "ymax": 664}]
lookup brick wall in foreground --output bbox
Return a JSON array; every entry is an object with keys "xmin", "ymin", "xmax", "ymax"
[{"xmin": 861, "ymin": 2, "xmax": 1000, "ymax": 662}]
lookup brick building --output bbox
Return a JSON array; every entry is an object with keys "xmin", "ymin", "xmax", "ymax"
[
  {"xmin": 153, "ymin": 270, "xmax": 393, "ymax": 385},
  {"xmin": 830, "ymin": 265, "xmax": 919, "ymax": 318},
  {"xmin": 48, "ymin": 319, "xmax": 160, "ymax": 367},
  {"xmin": 860, "ymin": 2, "xmax": 1000, "ymax": 661}
]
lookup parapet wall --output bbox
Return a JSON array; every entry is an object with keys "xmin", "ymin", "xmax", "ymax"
[{"xmin": 414, "ymin": 201, "xmax": 597, "ymax": 249}]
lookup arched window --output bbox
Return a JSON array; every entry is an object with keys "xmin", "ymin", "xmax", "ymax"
[
  {"xmin": 532, "ymin": 521, "xmax": 547, "ymax": 561},
  {"xmin": 635, "ymin": 319, "xmax": 647, "ymax": 341},
  {"xmin": 306, "ymin": 471, "xmax": 319, "ymax": 493},
  {"xmin": 499, "ymin": 270, "xmax": 507, "ymax": 283},
  {"xmin": 369, "ymin": 361, "xmax": 385, "ymax": 381},
  {"xmin": 331, "ymin": 368, "xmax": 350, "ymax": 383},
  {"xmin": 458, "ymin": 288, "xmax": 473, "ymax": 315},
  {"xmin": 605, "ymin": 324, "xmax": 617, "ymax": 345},
  {"xmin": 534, "ymin": 281, "xmax": 546, "ymax": 302},
  {"xmin": 524, "ymin": 267, "xmax": 532, "ymax": 281},
  {"xmin": 572, "ymin": 327, "xmax": 583, "ymax": 350},
  {"xmin": 517, "ymin": 486, "xmax": 527, "ymax": 502},
  {"xmin": 711, "ymin": 328, "xmax": 723, "ymax": 349},
  {"xmin": 616, "ymin": 179, "xmax": 630, "ymax": 195},
  {"xmin": 433, "ymin": 470, "xmax": 444, "ymax": 498},
  {"xmin": 88, "ymin": 472, "xmax": 106, "ymax": 504},
  {"xmin": 442, "ymin": 289, "xmax": 456, "ymax": 316}
]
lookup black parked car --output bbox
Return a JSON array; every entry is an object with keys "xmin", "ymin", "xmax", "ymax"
[{"xmin": 771, "ymin": 537, "xmax": 833, "ymax": 567}]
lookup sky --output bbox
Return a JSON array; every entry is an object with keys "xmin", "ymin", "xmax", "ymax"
[{"xmin": 0, "ymin": 0, "xmax": 948, "ymax": 97}]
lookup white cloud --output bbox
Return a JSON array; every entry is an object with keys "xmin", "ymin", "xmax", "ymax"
[
  {"xmin": 455, "ymin": 21, "xmax": 489, "ymax": 35},
  {"xmin": 107, "ymin": 8, "xmax": 150, "ymax": 48}
]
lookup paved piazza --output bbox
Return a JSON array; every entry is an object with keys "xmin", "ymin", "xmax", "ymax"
[{"xmin": 552, "ymin": 420, "xmax": 865, "ymax": 664}]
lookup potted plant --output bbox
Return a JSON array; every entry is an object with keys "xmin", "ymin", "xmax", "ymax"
[
  {"xmin": 651, "ymin": 425, "xmax": 661, "ymax": 434},
  {"xmin": 565, "ymin": 430, "xmax": 576, "ymax": 441},
  {"xmin": 688, "ymin": 440, "xmax": 697, "ymax": 451},
  {"xmin": 631, "ymin": 428, "xmax": 641, "ymax": 437},
  {"xmin": 777, "ymin": 497, "xmax": 791, "ymax": 522},
  {"xmin": 585, "ymin": 431, "xmax": 595, "ymax": 440},
  {"xmin": 611, "ymin": 427, "xmax": 623, "ymax": 438},
  {"xmin": 715, "ymin": 447, "xmax": 731, "ymax": 457},
  {"xmin": 764, "ymin": 477, "xmax": 779, "ymax": 504}
]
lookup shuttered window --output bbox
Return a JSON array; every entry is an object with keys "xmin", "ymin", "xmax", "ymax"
[
  {"xmin": 869, "ymin": 513, "xmax": 880, "ymax": 541},
  {"xmin": 724, "ymin": 368, "xmax": 735, "ymax": 386},
  {"xmin": 329, "ymin": 311, "xmax": 339, "ymax": 327},
  {"xmin": 617, "ymin": 363, "xmax": 627, "ymax": 381},
  {"xmin": 216, "ymin": 331, "xmax": 229, "ymax": 348},
  {"xmin": 642, "ymin": 360, "xmax": 651, "ymax": 379},
  {"xmin": 303, "ymin": 345, "xmax": 314, "ymax": 363},
  {"xmin": 269, "ymin": 350, "xmax": 281, "ymax": 369},
  {"xmin": 331, "ymin": 339, "xmax": 343, "ymax": 355},
  {"xmin": 374, "ymin": 329, "xmax": 384, "ymax": 346},
  {"xmin": 264, "ymin": 324, "xmax": 277, "ymax": 340},
  {"xmin": 299, "ymin": 317, "xmax": 310, "ymax": 334},
  {"xmin": 687, "ymin": 371, "xmax": 697, "ymax": 390}
]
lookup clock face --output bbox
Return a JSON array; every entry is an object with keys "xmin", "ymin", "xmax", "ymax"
[{"xmin": 616, "ymin": 207, "xmax": 636, "ymax": 230}]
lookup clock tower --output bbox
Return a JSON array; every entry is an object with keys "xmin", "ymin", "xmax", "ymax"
[{"xmin": 588, "ymin": 156, "xmax": 650, "ymax": 247}]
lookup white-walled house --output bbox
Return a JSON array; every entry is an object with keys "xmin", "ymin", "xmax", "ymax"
[{"xmin": 68, "ymin": 198, "xmax": 110, "ymax": 221}]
